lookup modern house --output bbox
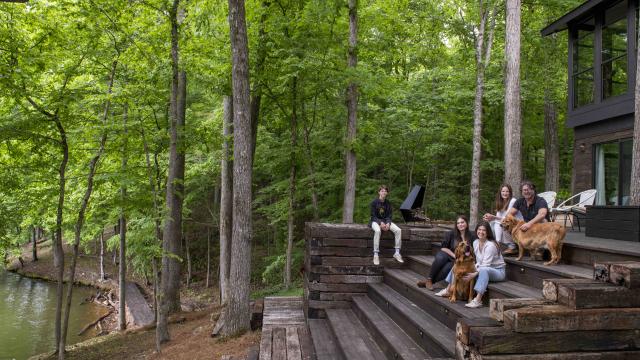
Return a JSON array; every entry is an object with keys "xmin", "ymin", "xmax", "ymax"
[
  {"xmin": 542, "ymin": 0, "xmax": 640, "ymax": 241},
  {"xmin": 542, "ymin": 0, "xmax": 635, "ymax": 207}
]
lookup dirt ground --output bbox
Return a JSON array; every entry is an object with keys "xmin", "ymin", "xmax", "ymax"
[
  {"xmin": 8, "ymin": 241, "xmax": 260, "ymax": 360},
  {"xmin": 35, "ymin": 309, "xmax": 261, "ymax": 360}
]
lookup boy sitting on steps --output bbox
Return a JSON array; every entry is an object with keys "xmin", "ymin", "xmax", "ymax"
[{"xmin": 369, "ymin": 185, "xmax": 403, "ymax": 265}]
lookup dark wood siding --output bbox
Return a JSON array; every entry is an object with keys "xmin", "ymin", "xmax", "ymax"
[{"xmin": 572, "ymin": 115, "xmax": 634, "ymax": 193}]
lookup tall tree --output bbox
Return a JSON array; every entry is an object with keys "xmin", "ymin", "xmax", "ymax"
[
  {"xmin": 285, "ymin": 77, "xmax": 298, "ymax": 289},
  {"xmin": 544, "ymin": 90, "xmax": 559, "ymax": 192},
  {"xmin": 219, "ymin": 96, "xmax": 233, "ymax": 304},
  {"xmin": 342, "ymin": 0, "xmax": 358, "ymax": 223},
  {"xmin": 119, "ymin": 103, "xmax": 128, "ymax": 331},
  {"xmin": 504, "ymin": 0, "xmax": 522, "ymax": 195},
  {"xmin": 58, "ymin": 59, "xmax": 115, "ymax": 358},
  {"xmin": 158, "ymin": 0, "xmax": 187, "ymax": 344},
  {"xmin": 220, "ymin": 0, "xmax": 253, "ymax": 336},
  {"xmin": 631, "ymin": 22, "xmax": 640, "ymax": 206},
  {"xmin": 469, "ymin": 1, "xmax": 497, "ymax": 229}
]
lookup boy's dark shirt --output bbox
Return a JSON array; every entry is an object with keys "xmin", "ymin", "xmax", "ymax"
[
  {"xmin": 370, "ymin": 198, "xmax": 392, "ymax": 225},
  {"xmin": 513, "ymin": 195, "xmax": 551, "ymax": 222}
]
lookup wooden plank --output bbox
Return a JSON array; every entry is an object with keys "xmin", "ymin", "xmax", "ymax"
[
  {"xmin": 455, "ymin": 317, "xmax": 501, "ymax": 345},
  {"xmin": 318, "ymin": 274, "xmax": 383, "ymax": 284},
  {"xmin": 557, "ymin": 282, "xmax": 640, "ymax": 309},
  {"xmin": 306, "ymin": 282, "xmax": 368, "ymax": 292},
  {"xmin": 123, "ymin": 281, "xmax": 154, "ymax": 327},
  {"xmin": 272, "ymin": 328, "xmax": 287, "ymax": 360},
  {"xmin": 296, "ymin": 326, "xmax": 314, "ymax": 360},
  {"xmin": 351, "ymin": 296, "xmax": 431, "ymax": 360},
  {"xmin": 320, "ymin": 256, "xmax": 404, "ymax": 267},
  {"xmin": 318, "ymin": 292, "xmax": 362, "ymax": 301},
  {"xmin": 308, "ymin": 265, "xmax": 383, "ymax": 276},
  {"xmin": 306, "ymin": 222, "xmax": 410, "ymax": 240},
  {"xmin": 326, "ymin": 308, "xmax": 387, "ymax": 360},
  {"xmin": 308, "ymin": 319, "xmax": 342, "ymax": 360},
  {"xmin": 469, "ymin": 326, "xmax": 640, "ymax": 355},
  {"xmin": 470, "ymin": 350, "xmax": 640, "ymax": 360},
  {"xmin": 503, "ymin": 305, "xmax": 640, "ymax": 333},
  {"xmin": 542, "ymin": 278, "xmax": 602, "ymax": 301},
  {"xmin": 316, "ymin": 238, "xmax": 429, "ymax": 249},
  {"xmin": 307, "ymin": 300, "xmax": 351, "ymax": 310},
  {"xmin": 259, "ymin": 327, "xmax": 273, "ymax": 360},
  {"xmin": 610, "ymin": 262, "xmax": 640, "ymax": 288},
  {"xmin": 285, "ymin": 327, "xmax": 302, "ymax": 360},
  {"xmin": 489, "ymin": 298, "xmax": 552, "ymax": 322}
]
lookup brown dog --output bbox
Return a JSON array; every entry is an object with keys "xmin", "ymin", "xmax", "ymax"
[
  {"xmin": 449, "ymin": 241, "xmax": 476, "ymax": 303},
  {"xmin": 501, "ymin": 214, "xmax": 566, "ymax": 265}
]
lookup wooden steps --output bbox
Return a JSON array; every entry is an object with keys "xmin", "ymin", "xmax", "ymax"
[
  {"xmin": 308, "ymin": 319, "xmax": 342, "ymax": 360},
  {"xmin": 259, "ymin": 297, "xmax": 313, "ymax": 360},
  {"xmin": 352, "ymin": 296, "xmax": 433, "ymax": 360},
  {"xmin": 325, "ymin": 308, "xmax": 387, "ymax": 360},
  {"xmin": 367, "ymin": 282, "xmax": 455, "ymax": 358},
  {"xmin": 303, "ymin": 223, "xmax": 640, "ymax": 359}
]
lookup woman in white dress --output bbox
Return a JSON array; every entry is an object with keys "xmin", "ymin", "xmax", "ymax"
[{"xmin": 483, "ymin": 184, "xmax": 519, "ymax": 255}]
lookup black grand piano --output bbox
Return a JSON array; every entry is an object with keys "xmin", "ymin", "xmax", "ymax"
[{"xmin": 400, "ymin": 185, "xmax": 432, "ymax": 227}]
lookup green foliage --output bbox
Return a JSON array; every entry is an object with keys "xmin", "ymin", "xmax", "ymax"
[{"xmin": 0, "ymin": 0, "xmax": 581, "ymax": 295}]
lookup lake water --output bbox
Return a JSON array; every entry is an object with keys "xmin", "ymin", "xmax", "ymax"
[{"xmin": 0, "ymin": 269, "xmax": 104, "ymax": 360}]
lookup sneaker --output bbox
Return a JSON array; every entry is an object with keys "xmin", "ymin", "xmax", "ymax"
[
  {"xmin": 373, "ymin": 254, "xmax": 380, "ymax": 265},
  {"xmin": 465, "ymin": 298, "xmax": 483, "ymax": 308},
  {"xmin": 435, "ymin": 288, "xmax": 449, "ymax": 297},
  {"xmin": 393, "ymin": 253, "xmax": 404, "ymax": 263}
]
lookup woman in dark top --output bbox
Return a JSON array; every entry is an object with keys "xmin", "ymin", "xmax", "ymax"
[{"xmin": 417, "ymin": 215, "xmax": 474, "ymax": 290}]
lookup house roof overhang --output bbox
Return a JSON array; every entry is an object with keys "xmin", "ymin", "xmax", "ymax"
[{"xmin": 541, "ymin": 0, "xmax": 604, "ymax": 36}]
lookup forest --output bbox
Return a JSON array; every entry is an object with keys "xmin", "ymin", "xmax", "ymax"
[{"xmin": 0, "ymin": 0, "xmax": 593, "ymax": 358}]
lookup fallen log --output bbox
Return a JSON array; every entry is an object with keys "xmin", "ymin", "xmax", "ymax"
[{"xmin": 78, "ymin": 310, "xmax": 113, "ymax": 336}]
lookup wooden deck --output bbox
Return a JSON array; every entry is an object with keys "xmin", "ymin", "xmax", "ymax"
[{"xmin": 259, "ymin": 296, "xmax": 313, "ymax": 360}]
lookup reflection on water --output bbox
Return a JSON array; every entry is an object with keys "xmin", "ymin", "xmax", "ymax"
[{"xmin": 0, "ymin": 269, "xmax": 104, "ymax": 360}]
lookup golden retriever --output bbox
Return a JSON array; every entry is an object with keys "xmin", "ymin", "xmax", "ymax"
[
  {"xmin": 449, "ymin": 241, "xmax": 476, "ymax": 302},
  {"xmin": 501, "ymin": 214, "xmax": 566, "ymax": 265}
]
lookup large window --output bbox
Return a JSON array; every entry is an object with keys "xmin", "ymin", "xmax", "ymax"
[
  {"xmin": 602, "ymin": 1, "xmax": 628, "ymax": 99},
  {"xmin": 594, "ymin": 138, "xmax": 633, "ymax": 205},
  {"xmin": 573, "ymin": 17, "xmax": 595, "ymax": 107}
]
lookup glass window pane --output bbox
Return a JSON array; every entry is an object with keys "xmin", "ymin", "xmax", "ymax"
[
  {"xmin": 621, "ymin": 139, "xmax": 632, "ymax": 205},
  {"xmin": 574, "ymin": 70, "xmax": 594, "ymax": 107},
  {"xmin": 594, "ymin": 142, "xmax": 620, "ymax": 205},
  {"xmin": 573, "ymin": 18, "xmax": 595, "ymax": 73},
  {"xmin": 602, "ymin": 1, "xmax": 628, "ymax": 99},
  {"xmin": 602, "ymin": 56, "xmax": 627, "ymax": 98}
]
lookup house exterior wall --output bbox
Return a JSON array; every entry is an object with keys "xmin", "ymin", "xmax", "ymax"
[{"xmin": 572, "ymin": 115, "xmax": 634, "ymax": 193}]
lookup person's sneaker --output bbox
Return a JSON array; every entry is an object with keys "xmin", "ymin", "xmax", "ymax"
[
  {"xmin": 502, "ymin": 247, "xmax": 518, "ymax": 256},
  {"xmin": 435, "ymin": 288, "xmax": 449, "ymax": 297},
  {"xmin": 373, "ymin": 254, "xmax": 380, "ymax": 265},
  {"xmin": 465, "ymin": 298, "xmax": 483, "ymax": 308},
  {"xmin": 417, "ymin": 278, "xmax": 434, "ymax": 290},
  {"xmin": 393, "ymin": 253, "xmax": 404, "ymax": 263}
]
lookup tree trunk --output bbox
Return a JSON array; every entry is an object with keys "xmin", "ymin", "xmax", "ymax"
[
  {"xmin": 220, "ymin": 0, "xmax": 252, "ymax": 337},
  {"xmin": 99, "ymin": 231, "xmax": 105, "ymax": 281},
  {"xmin": 119, "ymin": 103, "xmax": 128, "ymax": 332},
  {"xmin": 249, "ymin": 0, "xmax": 268, "ymax": 162},
  {"xmin": 53, "ymin": 115, "xmax": 68, "ymax": 356},
  {"xmin": 158, "ymin": 0, "xmax": 186, "ymax": 344},
  {"xmin": 118, "ymin": 215, "xmax": 127, "ymax": 330},
  {"xmin": 32, "ymin": 226, "xmax": 38, "ymax": 261},
  {"xmin": 630, "ymin": 26, "xmax": 640, "ymax": 206},
  {"xmin": 58, "ymin": 60, "xmax": 114, "ymax": 357},
  {"xmin": 342, "ymin": 0, "xmax": 358, "ymax": 224},
  {"xmin": 469, "ymin": 4, "xmax": 496, "ymax": 229},
  {"xmin": 285, "ymin": 77, "xmax": 298, "ymax": 289},
  {"xmin": 185, "ymin": 235, "xmax": 191, "ymax": 288},
  {"xmin": 504, "ymin": 0, "xmax": 522, "ymax": 196},
  {"xmin": 206, "ymin": 228, "xmax": 211, "ymax": 288},
  {"xmin": 544, "ymin": 91, "xmax": 560, "ymax": 192},
  {"xmin": 219, "ymin": 96, "xmax": 233, "ymax": 305}
]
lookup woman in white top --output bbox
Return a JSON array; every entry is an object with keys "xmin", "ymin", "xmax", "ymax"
[
  {"xmin": 436, "ymin": 221, "xmax": 506, "ymax": 308},
  {"xmin": 483, "ymin": 184, "xmax": 519, "ymax": 255}
]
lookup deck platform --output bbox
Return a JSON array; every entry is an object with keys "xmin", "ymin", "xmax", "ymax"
[{"xmin": 259, "ymin": 296, "xmax": 313, "ymax": 360}]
